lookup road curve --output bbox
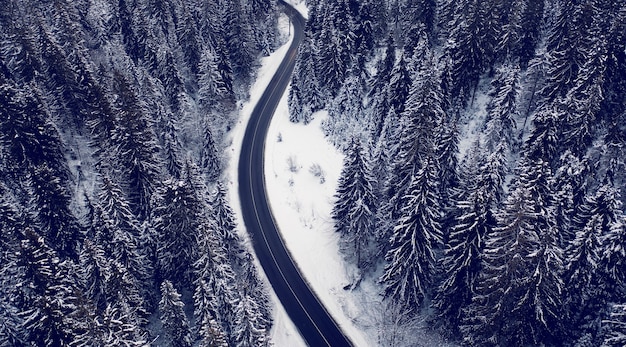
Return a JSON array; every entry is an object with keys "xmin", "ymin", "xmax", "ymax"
[{"xmin": 237, "ymin": 3, "xmax": 353, "ymax": 347}]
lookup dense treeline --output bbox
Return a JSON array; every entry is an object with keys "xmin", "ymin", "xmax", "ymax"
[
  {"xmin": 0, "ymin": 0, "xmax": 281, "ymax": 345},
  {"xmin": 290, "ymin": 0, "xmax": 626, "ymax": 345}
]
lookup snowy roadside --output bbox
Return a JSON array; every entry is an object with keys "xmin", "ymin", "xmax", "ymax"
[
  {"xmin": 224, "ymin": 12, "xmax": 307, "ymax": 347},
  {"xmin": 224, "ymin": 4, "xmax": 376, "ymax": 346}
]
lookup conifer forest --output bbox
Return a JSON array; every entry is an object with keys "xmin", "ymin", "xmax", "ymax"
[
  {"xmin": 291, "ymin": 0, "xmax": 626, "ymax": 345},
  {"xmin": 0, "ymin": 0, "xmax": 278, "ymax": 345},
  {"xmin": 0, "ymin": 0, "xmax": 625, "ymax": 345}
]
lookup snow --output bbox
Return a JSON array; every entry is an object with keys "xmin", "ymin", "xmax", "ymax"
[
  {"xmin": 224, "ymin": 12, "xmax": 307, "ymax": 347},
  {"xmin": 225, "ymin": 9, "xmax": 374, "ymax": 346},
  {"xmin": 283, "ymin": 0, "xmax": 309, "ymax": 19},
  {"xmin": 457, "ymin": 81, "xmax": 491, "ymax": 159},
  {"xmin": 265, "ymin": 108, "xmax": 373, "ymax": 346},
  {"xmin": 226, "ymin": 5, "xmax": 454, "ymax": 347}
]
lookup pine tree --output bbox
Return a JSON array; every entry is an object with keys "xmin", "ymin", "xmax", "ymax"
[
  {"xmin": 201, "ymin": 120, "xmax": 222, "ymax": 182},
  {"xmin": 332, "ymin": 140, "xmax": 377, "ymax": 270},
  {"xmin": 380, "ymin": 157, "xmax": 442, "ymax": 313},
  {"xmin": 96, "ymin": 175, "xmax": 152, "ymax": 290},
  {"xmin": 553, "ymin": 152, "xmax": 590, "ymax": 245},
  {"xmin": 603, "ymin": 303, "xmax": 626, "ymax": 346},
  {"xmin": 154, "ymin": 178, "xmax": 204, "ymax": 285},
  {"xmin": 462, "ymin": 159, "xmax": 565, "ymax": 346},
  {"xmin": 222, "ymin": 0, "xmax": 255, "ymax": 82},
  {"xmin": 0, "ymin": 190, "xmax": 25, "ymax": 346},
  {"xmin": 232, "ymin": 294, "xmax": 270, "ymax": 347},
  {"xmin": 73, "ymin": 304, "xmax": 149, "ymax": 347},
  {"xmin": 387, "ymin": 52, "xmax": 411, "ymax": 116},
  {"xmin": 435, "ymin": 146, "xmax": 505, "ymax": 331},
  {"xmin": 78, "ymin": 239, "xmax": 110, "ymax": 312},
  {"xmin": 159, "ymin": 281, "xmax": 192, "ymax": 347},
  {"xmin": 484, "ymin": 62, "xmax": 520, "ymax": 152},
  {"xmin": 368, "ymin": 35, "xmax": 395, "ymax": 137},
  {"xmin": 0, "ymin": 81, "xmax": 70, "ymax": 181},
  {"xmin": 109, "ymin": 71, "xmax": 162, "ymax": 220},
  {"xmin": 602, "ymin": 215, "xmax": 626, "ymax": 299},
  {"xmin": 211, "ymin": 183, "xmax": 244, "ymax": 269},
  {"xmin": 290, "ymin": 37, "xmax": 324, "ymax": 121},
  {"xmin": 193, "ymin": 222, "xmax": 228, "ymax": 347},
  {"xmin": 386, "ymin": 49, "xmax": 444, "ymax": 222},
  {"xmin": 17, "ymin": 228, "xmax": 82, "ymax": 346},
  {"xmin": 198, "ymin": 46, "xmax": 233, "ymax": 111},
  {"xmin": 28, "ymin": 164, "xmax": 82, "ymax": 259}
]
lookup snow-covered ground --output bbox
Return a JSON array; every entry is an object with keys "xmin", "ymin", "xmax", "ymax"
[
  {"xmin": 224, "ymin": 11, "xmax": 307, "ymax": 347},
  {"xmin": 226, "ymin": 5, "xmax": 455, "ymax": 347},
  {"xmin": 225, "ymin": 9, "xmax": 376, "ymax": 346}
]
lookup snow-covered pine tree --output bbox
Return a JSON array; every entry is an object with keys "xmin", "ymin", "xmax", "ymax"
[
  {"xmin": 211, "ymin": 182, "xmax": 245, "ymax": 269},
  {"xmin": 232, "ymin": 294, "xmax": 271, "ymax": 347},
  {"xmin": 462, "ymin": 158, "xmax": 565, "ymax": 346},
  {"xmin": 28, "ymin": 164, "xmax": 83, "ymax": 260},
  {"xmin": 435, "ymin": 145, "xmax": 505, "ymax": 331},
  {"xmin": 17, "ymin": 228, "xmax": 83, "ymax": 346},
  {"xmin": 324, "ymin": 73, "xmax": 367, "ymax": 147},
  {"xmin": 553, "ymin": 152, "xmax": 590, "ymax": 245},
  {"xmin": 385, "ymin": 47, "xmax": 445, "ymax": 224},
  {"xmin": 560, "ymin": 4, "xmax": 608, "ymax": 157},
  {"xmin": 0, "ymin": 187, "xmax": 26, "ymax": 346},
  {"xmin": 198, "ymin": 46, "xmax": 232, "ymax": 112},
  {"xmin": 159, "ymin": 280, "xmax": 192, "ymax": 347},
  {"xmin": 386, "ymin": 52, "xmax": 411, "ymax": 117},
  {"xmin": 484, "ymin": 62, "xmax": 520, "ymax": 152},
  {"xmin": 0, "ymin": 81, "xmax": 70, "ymax": 183},
  {"xmin": 603, "ymin": 303, "xmax": 626, "ymax": 346},
  {"xmin": 109, "ymin": 71, "xmax": 162, "ymax": 220},
  {"xmin": 200, "ymin": 121, "xmax": 222, "ymax": 183},
  {"xmin": 380, "ymin": 156, "xmax": 442, "ymax": 314},
  {"xmin": 332, "ymin": 139, "xmax": 377, "ymax": 271},
  {"xmin": 193, "ymin": 221, "xmax": 229, "ymax": 347},
  {"xmin": 154, "ymin": 178, "xmax": 204, "ymax": 285},
  {"xmin": 601, "ymin": 214, "xmax": 626, "ymax": 300},
  {"xmin": 96, "ymin": 175, "xmax": 152, "ymax": 291}
]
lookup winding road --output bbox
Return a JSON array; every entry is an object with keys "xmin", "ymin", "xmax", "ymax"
[{"xmin": 237, "ymin": 2, "xmax": 353, "ymax": 347}]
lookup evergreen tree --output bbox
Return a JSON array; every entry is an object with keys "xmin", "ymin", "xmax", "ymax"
[
  {"xmin": 78, "ymin": 239, "xmax": 110, "ymax": 313},
  {"xmin": 193, "ymin": 222, "xmax": 228, "ymax": 347},
  {"xmin": 435, "ymin": 146, "xmax": 505, "ymax": 331},
  {"xmin": 17, "ymin": 228, "xmax": 82, "ymax": 346},
  {"xmin": 96, "ymin": 175, "xmax": 152, "ymax": 290},
  {"xmin": 232, "ymin": 294, "xmax": 270, "ymax": 347},
  {"xmin": 462, "ymin": 159, "xmax": 565, "ymax": 346},
  {"xmin": 159, "ymin": 281, "xmax": 192, "ymax": 347},
  {"xmin": 386, "ymin": 50, "xmax": 444, "ymax": 222},
  {"xmin": 380, "ymin": 157, "xmax": 442, "ymax": 313},
  {"xmin": 154, "ymin": 178, "xmax": 204, "ymax": 285},
  {"xmin": 0, "ymin": 81, "xmax": 70, "ymax": 181},
  {"xmin": 484, "ymin": 62, "xmax": 520, "ymax": 152},
  {"xmin": 211, "ymin": 182, "xmax": 244, "ymax": 269},
  {"xmin": 387, "ymin": 52, "xmax": 411, "ymax": 116},
  {"xmin": 602, "ymin": 215, "xmax": 626, "ymax": 299},
  {"xmin": 73, "ymin": 304, "xmax": 149, "ymax": 347},
  {"xmin": 553, "ymin": 152, "xmax": 590, "ymax": 245},
  {"xmin": 603, "ymin": 303, "xmax": 626, "ymax": 346},
  {"xmin": 28, "ymin": 164, "xmax": 82, "ymax": 259},
  {"xmin": 198, "ymin": 46, "xmax": 233, "ymax": 111},
  {"xmin": 368, "ymin": 35, "xmax": 395, "ymax": 137},
  {"xmin": 108, "ymin": 71, "xmax": 162, "ymax": 220},
  {"xmin": 332, "ymin": 140, "xmax": 377, "ymax": 270},
  {"xmin": 201, "ymin": 121, "xmax": 222, "ymax": 182}
]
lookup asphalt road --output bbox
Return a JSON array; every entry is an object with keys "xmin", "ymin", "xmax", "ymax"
[{"xmin": 237, "ymin": 3, "xmax": 354, "ymax": 347}]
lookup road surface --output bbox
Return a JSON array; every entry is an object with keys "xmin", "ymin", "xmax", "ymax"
[{"xmin": 237, "ymin": 3, "xmax": 354, "ymax": 347}]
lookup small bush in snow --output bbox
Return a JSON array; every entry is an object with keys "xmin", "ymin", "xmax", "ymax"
[
  {"xmin": 309, "ymin": 163, "xmax": 326, "ymax": 184},
  {"xmin": 287, "ymin": 155, "xmax": 299, "ymax": 173}
]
